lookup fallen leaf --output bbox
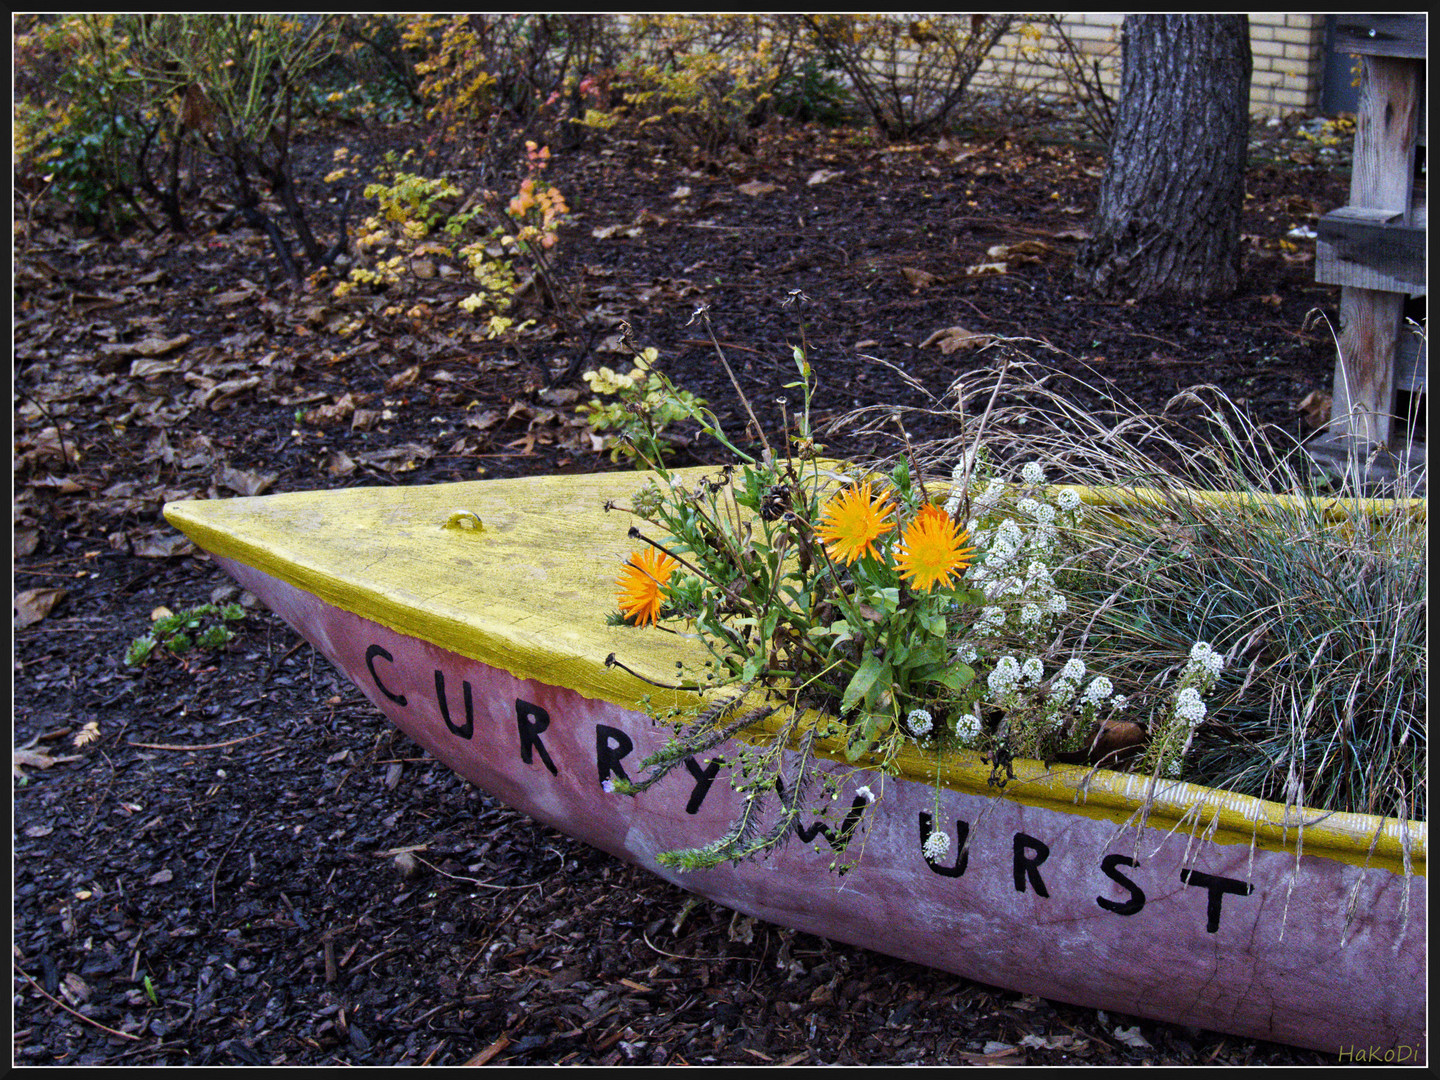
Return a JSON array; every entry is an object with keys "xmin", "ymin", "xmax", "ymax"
[
  {"xmin": 1020, "ymin": 1033, "xmax": 1077, "ymax": 1050},
  {"xmin": 919, "ymin": 325, "xmax": 995, "ymax": 354},
  {"xmin": 592, "ymin": 223, "xmax": 643, "ymax": 240},
  {"xmin": 987, "ymin": 239, "xmax": 1053, "ymax": 264},
  {"xmin": 62, "ymin": 973, "xmax": 92, "ymax": 1004},
  {"xmin": 306, "ymin": 392, "xmax": 359, "ymax": 426},
  {"xmin": 728, "ymin": 912, "xmax": 757, "ymax": 943},
  {"xmin": 1112, "ymin": 1025, "xmax": 1153, "ymax": 1050},
  {"xmin": 964, "ymin": 260, "xmax": 1007, "ymax": 277},
  {"xmin": 15, "ymin": 587, "xmax": 68, "ymax": 628},
  {"xmin": 465, "ymin": 408, "xmax": 503, "ymax": 432},
  {"xmin": 99, "ymin": 333, "xmax": 193, "ymax": 359},
  {"xmin": 356, "ymin": 443, "xmax": 434, "ymax": 472},
  {"xmin": 806, "ymin": 168, "xmax": 844, "ymax": 187},
  {"xmin": 13, "ymin": 745, "xmax": 80, "ymax": 777},
  {"xmin": 14, "ymin": 529, "xmax": 40, "ymax": 559},
  {"xmin": 131, "ymin": 532, "xmax": 194, "ymax": 559},
  {"xmin": 216, "ymin": 466, "xmax": 277, "ymax": 496},
  {"xmin": 198, "ymin": 376, "xmax": 261, "ymax": 411},
  {"xmin": 737, "ymin": 180, "xmax": 782, "ymax": 197},
  {"xmin": 670, "ymin": 185, "xmax": 692, "ymax": 200},
  {"xmin": 129, "ymin": 357, "xmax": 182, "ymax": 378},
  {"xmin": 73, "ymin": 722, "xmax": 101, "ymax": 749},
  {"xmin": 147, "ymin": 868, "xmax": 174, "ymax": 886},
  {"xmin": 211, "ymin": 286, "xmax": 258, "ymax": 305},
  {"xmin": 386, "ymin": 366, "xmax": 421, "ymax": 391},
  {"xmin": 28, "ymin": 475, "xmax": 87, "ymax": 494},
  {"xmin": 900, "ymin": 267, "xmax": 940, "ymax": 289},
  {"xmin": 68, "ymin": 292, "xmax": 125, "ymax": 314},
  {"xmin": 1296, "ymin": 390, "xmax": 1331, "ymax": 429}
]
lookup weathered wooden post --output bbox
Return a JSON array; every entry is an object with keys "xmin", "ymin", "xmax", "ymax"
[{"xmin": 1313, "ymin": 14, "xmax": 1425, "ymax": 488}]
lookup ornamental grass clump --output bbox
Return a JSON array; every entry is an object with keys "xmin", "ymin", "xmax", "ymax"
[{"xmin": 851, "ymin": 356, "xmax": 1426, "ymax": 826}]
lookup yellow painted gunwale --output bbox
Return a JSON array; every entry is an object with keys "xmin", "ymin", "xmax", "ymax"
[{"xmin": 164, "ymin": 469, "xmax": 1425, "ymax": 876}]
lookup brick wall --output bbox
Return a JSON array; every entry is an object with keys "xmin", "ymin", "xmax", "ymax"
[{"xmin": 974, "ymin": 13, "xmax": 1329, "ymax": 118}]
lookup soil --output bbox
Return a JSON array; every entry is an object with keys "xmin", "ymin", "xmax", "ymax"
[{"xmin": 14, "ymin": 109, "xmax": 1360, "ymax": 1065}]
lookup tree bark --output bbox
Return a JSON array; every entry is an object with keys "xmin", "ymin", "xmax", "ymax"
[{"xmin": 1075, "ymin": 15, "xmax": 1252, "ymax": 302}]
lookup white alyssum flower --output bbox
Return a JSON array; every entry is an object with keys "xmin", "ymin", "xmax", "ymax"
[
  {"xmin": 1084, "ymin": 676, "xmax": 1114, "ymax": 705},
  {"xmin": 1188, "ymin": 641, "xmax": 1225, "ymax": 678},
  {"xmin": 923, "ymin": 829, "xmax": 951, "ymax": 861},
  {"xmin": 907, "ymin": 708, "xmax": 934, "ymax": 736},
  {"xmin": 973, "ymin": 477, "xmax": 1006, "ymax": 511},
  {"xmin": 954, "ymin": 712, "xmax": 981, "ymax": 742},
  {"xmin": 955, "ymin": 641, "xmax": 979, "ymax": 664},
  {"xmin": 1020, "ymin": 657, "xmax": 1045, "ymax": 685},
  {"xmin": 1059, "ymin": 658, "xmax": 1086, "ymax": 683},
  {"xmin": 993, "ymin": 518, "xmax": 1024, "ymax": 551},
  {"xmin": 855, "ymin": 785, "xmax": 875, "ymax": 803},
  {"xmin": 1021, "ymin": 461, "xmax": 1046, "ymax": 487},
  {"xmin": 1111, "ymin": 694, "xmax": 1129, "ymax": 711},
  {"xmin": 1057, "ymin": 488, "xmax": 1081, "ymax": 512},
  {"xmin": 1175, "ymin": 686, "xmax": 1207, "ymax": 725},
  {"xmin": 1017, "ymin": 496, "xmax": 1040, "ymax": 519},
  {"xmin": 988, "ymin": 655, "xmax": 1022, "ymax": 697},
  {"xmin": 1019, "ymin": 603, "xmax": 1042, "ymax": 626}
]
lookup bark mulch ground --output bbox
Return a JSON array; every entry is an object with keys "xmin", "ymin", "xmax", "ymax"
[{"xmin": 15, "ymin": 108, "xmax": 1365, "ymax": 1064}]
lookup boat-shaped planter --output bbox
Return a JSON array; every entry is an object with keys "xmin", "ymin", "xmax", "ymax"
[{"xmin": 164, "ymin": 469, "xmax": 1425, "ymax": 1059}]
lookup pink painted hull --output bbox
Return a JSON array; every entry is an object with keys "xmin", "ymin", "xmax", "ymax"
[{"xmin": 218, "ymin": 554, "xmax": 1424, "ymax": 1057}]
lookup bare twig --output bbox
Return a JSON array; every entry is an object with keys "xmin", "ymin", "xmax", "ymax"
[{"xmin": 13, "ymin": 962, "xmax": 143, "ymax": 1041}]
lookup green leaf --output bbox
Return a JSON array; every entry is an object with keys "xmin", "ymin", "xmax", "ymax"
[
  {"xmin": 124, "ymin": 636, "xmax": 157, "ymax": 667},
  {"xmin": 740, "ymin": 653, "xmax": 765, "ymax": 683},
  {"xmin": 841, "ymin": 653, "xmax": 891, "ymax": 716},
  {"xmin": 930, "ymin": 663, "xmax": 975, "ymax": 692}
]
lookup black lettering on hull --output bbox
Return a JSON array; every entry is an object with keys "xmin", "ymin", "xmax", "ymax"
[
  {"xmin": 1180, "ymin": 868, "xmax": 1253, "ymax": 933},
  {"xmin": 365, "ymin": 644, "xmax": 407, "ymax": 706},
  {"xmin": 1013, "ymin": 833, "xmax": 1051, "ymax": 897},
  {"xmin": 1097, "ymin": 853, "xmax": 1145, "ymax": 915},
  {"xmin": 434, "ymin": 669, "xmax": 474, "ymax": 739},
  {"xmin": 517, "ymin": 700, "xmax": 558, "ymax": 775},
  {"xmin": 918, "ymin": 813, "xmax": 971, "ymax": 877}
]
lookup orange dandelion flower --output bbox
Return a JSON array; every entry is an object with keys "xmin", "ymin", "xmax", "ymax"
[
  {"xmin": 894, "ymin": 503, "xmax": 975, "ymax": 592},
  {"xmin": 815, "ymin": 480, "xmax": 895, "ymax": 565},
  {"xmin": 616, "ymin": 546, "xmax": 678, "ymax": 627}
]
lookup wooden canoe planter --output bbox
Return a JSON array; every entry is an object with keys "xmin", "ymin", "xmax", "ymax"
[{"xmin": 164, "ymin": 471, "xmax": 1426, "ymax": 1059}]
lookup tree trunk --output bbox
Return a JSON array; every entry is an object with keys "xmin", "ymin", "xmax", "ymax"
[{"xmin": 1075, "ymin": 15, "xmax": 1252, "ymax": 302}]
